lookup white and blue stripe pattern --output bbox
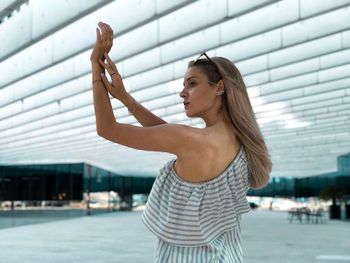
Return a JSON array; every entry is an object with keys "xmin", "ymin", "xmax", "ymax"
[
  {"xmin": 142, "ymin": 145, "xmax": 251, "ymax": 262},
  {"xmin": 155, "ymin": 217, "xmax": 244, "ymax": 263}
]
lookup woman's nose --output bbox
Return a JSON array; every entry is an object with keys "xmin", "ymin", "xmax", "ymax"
[{"xmin": 179, "ymin": 89, "xmax": 187, "ymax": 99}]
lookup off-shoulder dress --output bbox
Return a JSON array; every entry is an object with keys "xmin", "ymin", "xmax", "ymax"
[{"xmin": 142, "ymin": 145, "xmax": 251, "ymax": 262}]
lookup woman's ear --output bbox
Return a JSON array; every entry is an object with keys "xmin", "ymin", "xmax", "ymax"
[{"xmin": 217, "ymin": 80, "xmax": 225, "ymax": 95}]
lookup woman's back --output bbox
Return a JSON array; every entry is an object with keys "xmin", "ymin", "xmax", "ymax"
[{"xmin": 174, "ymin": 123, "xmax": 241, "ymax": 184}]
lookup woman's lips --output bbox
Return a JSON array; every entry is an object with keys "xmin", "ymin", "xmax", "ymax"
[{"xmin": 184, "ymin": 103, "xmax": 189, "ymax": 108}]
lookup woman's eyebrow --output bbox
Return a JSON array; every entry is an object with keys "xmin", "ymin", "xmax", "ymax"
[{"xmin": 183, "ymin": 76, "xmax": 197, "ymax": 86}]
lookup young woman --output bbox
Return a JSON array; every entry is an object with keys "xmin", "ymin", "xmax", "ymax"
[{"xmin": 91, "ymin": 22, "xmax": 272, "ymax": 263}]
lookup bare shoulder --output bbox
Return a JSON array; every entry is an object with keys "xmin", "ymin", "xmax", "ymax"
[
  {"xmin": 174, "ymin": 124, "xmax": 211, "ymax": 156},
  {"xmin": 174, "ymin": 125, "xmax": 240, "ymax": 183}
]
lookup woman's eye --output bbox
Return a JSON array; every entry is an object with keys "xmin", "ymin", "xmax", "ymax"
[{"xmin": 189, "ymin": 82, "xmax": 196, "ymax": 87}]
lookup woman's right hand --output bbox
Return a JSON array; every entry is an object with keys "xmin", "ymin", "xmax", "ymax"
[{"xmin": 90, "ymin": 22, "xmax": 113, "ymax": 64}]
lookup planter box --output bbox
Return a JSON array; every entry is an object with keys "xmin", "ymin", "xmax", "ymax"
[
  {"xmin": 329, "ymin": 205, "xmax": 341, "ymax": 219},
  {"xmin": 346, "ymin": 205, "xmax": 350, "ymax": 219}
]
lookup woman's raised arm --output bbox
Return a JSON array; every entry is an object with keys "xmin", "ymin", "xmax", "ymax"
[
  {"xmin": 120, "ymin": 93, "xmax": 168, "ymax": 127},
  {"xmin": 98, "ymin": 49, "xmax": 168, "ymax": 127},
  {"xmin": 90, "ymin": 22, "xmax": 115, "ymax": 134}
]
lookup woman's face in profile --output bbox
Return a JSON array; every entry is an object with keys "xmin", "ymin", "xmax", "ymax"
[{"xmin": 180, "ymin": 66, "xmax": 218, "ymax": 117}]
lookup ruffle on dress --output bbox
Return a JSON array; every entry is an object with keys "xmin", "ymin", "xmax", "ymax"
[{"xmin": 142, "ymin": 145, "xmax": 251, "ymax": 247}]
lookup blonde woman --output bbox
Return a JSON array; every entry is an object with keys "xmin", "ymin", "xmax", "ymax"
[{"xmin": 91, "ymin": 22, "xmax": 272, "ymax": 263}]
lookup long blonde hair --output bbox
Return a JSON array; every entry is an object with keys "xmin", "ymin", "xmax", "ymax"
[{"xmin": 188, "ymin": 56, "xmax": 272, "ymax": 189}]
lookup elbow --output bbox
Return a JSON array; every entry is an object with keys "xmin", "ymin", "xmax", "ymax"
[
  {"xmin": 96, "ymin": 122, "xmax": 116, "ymax": 138},
  {"xmin": 96, "ymin": 127, "xmax": 106, "ymax": 138}
]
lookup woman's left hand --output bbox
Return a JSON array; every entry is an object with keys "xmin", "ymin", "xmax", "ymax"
[
  {"xmin": 99, "ymin": 53, "xmax": 128, "ymax": 101},
  {"xmin": 99, "ymin": 52, "xmax": 129, "ymax": 101},
  {"xmin": 90, "ymin": 22, "xmax": 113, "ymax": 64}
]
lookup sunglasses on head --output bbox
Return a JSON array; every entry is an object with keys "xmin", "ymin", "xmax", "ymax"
[
  {"xmin": 192, "ymin": 52, "xmax": 223, "ymax": 83},
  {"xmin": 193, "ymin": 52, "xmax": 215, "ymax": 64}
]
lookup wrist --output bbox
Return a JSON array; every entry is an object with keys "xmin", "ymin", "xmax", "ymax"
[
  {"xmin": 91, "ymin": 56, "xmax": 106, "ymax": 64},
  {"xmin": 125, "ymin": 95, "xmax": 136, "ymax": 115},
  {"xmin": 91, "ymin": 61, "xmax": 100, "ymax": 67},
  {"xmin": 120, "ymin": 93, "xmax": 132, "ymax": 104},
  {"xmin": 91, "ymin": 62, "xmax": 105, "ymax": 76}
]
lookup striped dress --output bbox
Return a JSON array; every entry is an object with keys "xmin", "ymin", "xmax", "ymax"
[{"xmin": 142, "ymin": 145, "xmax": 251, "ymax": 262}]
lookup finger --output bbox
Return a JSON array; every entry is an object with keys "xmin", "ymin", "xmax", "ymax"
[
  {"xmin": 101, "ymin": 22, "xmax": 108, "ymax": 46},
  {"xmin": 103, "ymin": 52, "xmax": 114, "ymax": 67},
  {"xmin": 104, "ymin": 52, "xmax": 119, "ymax": 73},
  {"xmin": 105, "ymin": 23, "xmax": 111, "ymax": 31},
  {"xmin": 106, "ymin": 24, "xmax": 113, "ymax": 45},
  {"xmin": 95, "ymin": 28, "xmax": 101, "ymax": 43},
  {"xmin": 109, "ymin": 32, "xmax": 113, "ymax": 47},
  {"xmin": 103, "ymin": 23, "xmax": 109, "ymax": 44},
  {"xmin": 104, "ymin": 23, "xmax": 111, "ymax": 34},
  {"xmin": 100, "ymin": 73, "xmax": 112, "ymax": 88},
  {"xmin": 98, "ymin": 59, "xmax": 108, "ymax": 70},
  {"xmin": 99, "ymin": 22, "xmax": 108, "ymax": 44},
  {"xmin": 98, "ymin": 59, "xmax": 114, "ymax": 74},
  {"xmin": 105, "ymin": 23, "xmax": 113, "ymax": 36},
  {"xmin": 105, "ymin": 23, "xmax": 113, "ymax": 48}
]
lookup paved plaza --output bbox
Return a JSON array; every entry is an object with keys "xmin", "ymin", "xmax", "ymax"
[{"xmin": 0, "ymin": 209, "xmax": 349, "ymax": 263}]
